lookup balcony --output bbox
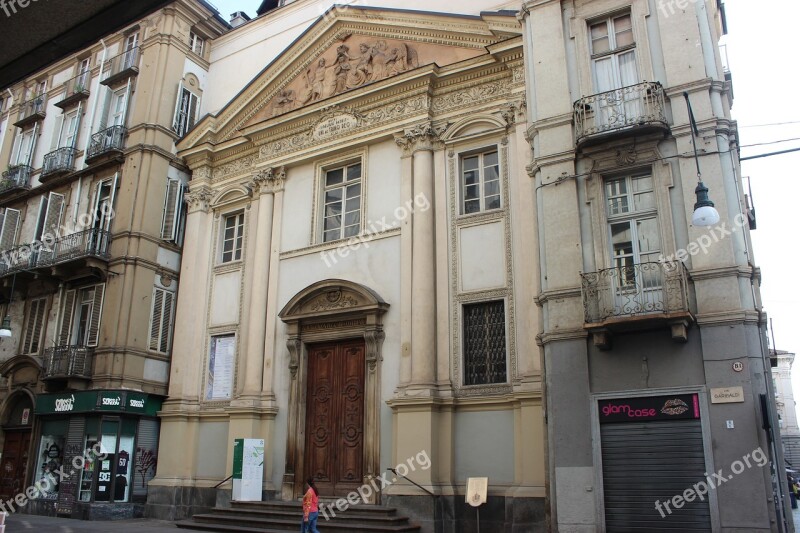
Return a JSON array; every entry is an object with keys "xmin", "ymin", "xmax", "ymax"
[
  {"xmin": 42, "ymin": 147, "xmax": 78, "ymax": 179},
  {"xmin": 38, "ymin": 227, "xmax": 111, "ymax": 268},
  {"xmin": 86, "ymin": 125, "xmax": 126, "ymax": 162},
  {"xmin": 54, "ymin": 72, "xmax": 91, "ymax": 109},
  {"xmin": 574, "ymin": 81, "xmax": 669, "ymax": 147},
  {"xmin": 42, "ymin": 345, "xmax": 93, "ymax": 381},
  {"xmin": 580, "ymin": 260, "xmax": 693, "ymax": 349},
  {"xmin": 0, "ymin": 165, "xmax": 32, "ymax": 194},
  {"xmin": 101, "ymin": 46, "xmax": 139, "ymax": 86},
  {"xmin": 0, "ymin": 242, "xmax": 37, "ymax": 277},
  {"xmin": 13, "ymin": 95, "xmax": 46, "ymax": 128}
]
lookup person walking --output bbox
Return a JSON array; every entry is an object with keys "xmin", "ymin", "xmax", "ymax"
[{"xmin": 301, "ymin": 477, "xmax": 320, "ymax": 533}]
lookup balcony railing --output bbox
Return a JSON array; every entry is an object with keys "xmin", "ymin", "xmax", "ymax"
[
  {"xmin": 86, "ymin": 125, "xmax": 126, "ymax": 161},
  {"xmin": 581, "ymin": 260, "xmax": 690, "ymax": 325},
  {"xmin": 0, "ymin": 165, "xmax": 32, "ymax": 194},
  {"xmin": 101, "ymin": 46, "xmax": 139, "ymax": 86},
  {"xmin": 42, "ymin": 147, "xmax": 78, "ymax": 178},
  {"xmin": 0, "ymin": 242, "xmax": 37, "ymax": 276},
  {"xmin": 54, "ymin": 72, "xmax": 90, "ymax": 109},
  {"xmin": 574, "ymin": 81, "xmax": 668, "ymax": 146},
  {"xmin": 42, "ymin": 345, "xmax": 93, "ymax": 380},
  {"xmin": 13, "ymin": 95, "xmax": 46, "ymax": 127},
  {"xmin": 38, "ymin": 227, "xmax": 111, "ymax": 267}
]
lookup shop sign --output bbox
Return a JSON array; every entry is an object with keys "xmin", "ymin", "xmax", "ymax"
[
  {"xmin": 36, "ymin": 391, "xmax": 163, "ymax": 416},
  {"xmin": 710, "ymin": 386, "xmax": 745, "ymax": 404},
  {"xmin": 599, "ymin": 394, "xmax": 700, "ymax": 424}
]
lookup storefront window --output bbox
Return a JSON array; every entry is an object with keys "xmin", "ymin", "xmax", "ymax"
[
  {"xmin": 33, "ymin": 420, "xmax": 67, "ymax": 500},
  {"xmin": 95, "ymin": 420, "xmax": 119, "ymax": 502},
  {"xmin": 79, "ymin": 432, "xmax": 100, "ymax": 503}
]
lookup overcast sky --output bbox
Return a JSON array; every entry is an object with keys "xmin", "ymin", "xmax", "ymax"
[{"xmin": 218, "ymin": 0, "xmax": 800, "ymax": 410}]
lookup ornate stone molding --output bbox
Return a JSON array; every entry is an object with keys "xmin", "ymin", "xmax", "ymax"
[
  {"xmin": 252, "ymin": 166, "xmax": 287, "ymax": 194},
  {"xmin": 364, "ymin": 328, "xmax": 386, "ymax": 374},
  {"xmin": 393, "ymin": 122, "xmax": 447, "ymax": 154},
  {"xmin": 286, "ymin": 336, "xmax": 301, "ymax": 378},
  {"xmin": 185, "ymin": 186, "xmax": 215, "ymax": 213},
  {"xmin": 431, "ymin": 81, "xmax": 506, "ymax": 113}
]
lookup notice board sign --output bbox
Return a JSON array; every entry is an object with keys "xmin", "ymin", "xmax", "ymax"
[{"xmin": 232, "ymin": 438, "xmax": 264, "ymax": 502}]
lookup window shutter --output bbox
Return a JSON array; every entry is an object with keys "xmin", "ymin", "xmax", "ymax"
[
  {"xmin": 98, "ymin": 86, "xmax": 112, "ymax": 131},
  {"xmin": 0, "ymin": 208, "xmax": 21, "ymax": 251},
  {"xmin": 71, "ymin": 101, "xmax": 83, "ymax": 148},
  {"xmin": 121, "ymin": 78, "xmax": 132, "ymax": 127},
  {"xmin": 159, "ymin": 290, "xmax": 174, "ymax": 353},
  {"xmin": 148, "ymin": 288, "xmax": 164, "ymax": 351},
  {"xmin": 26, "ymin": 122, "xmax": 39, "ymax": 166},
  {"xmin": 86, "ymin": 283, "xmax": 105, "ymax": 347},
  {"xmin": 172, "ymin": 82, "xmax": 185, "ymax": 133},
  {"xmin": 44, "ymin": 192, "xmax": 65, "ymax": 241},
  {"xmin": 59, "ymin": 289, "xmax": 76, "ymax": 345},
  {"xmin": 187, "ymin": 92, "xmax": 199, "ymax": 133},
  {"xmin": 23, "ymin": 298, "xmax": 47, "ymax": 354},
  {"xmin": 10, "ymin": 130, "xmax": 22, "ymax": 165},
  {"xmin": 161, "ymin": 179, "xmax": 181, "ymax": 240},
  {"xmin": 51, "ymin": 114, "xmax": 65, "ymax": 151}
]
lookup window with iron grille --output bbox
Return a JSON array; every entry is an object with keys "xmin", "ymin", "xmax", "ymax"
[{"xmin": 463, "ymin": 300, "xmax": 507, "ymax": 386}]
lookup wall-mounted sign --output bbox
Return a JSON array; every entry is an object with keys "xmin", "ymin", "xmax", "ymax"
[
  {"xmin": 466, "ymin": 477, "xmax": 488, "ymax": 507},
  {"xmin": 312, "ymin": 113, "xmax": 359, "ymax": 141},
  {"xmin": 21, "ymin": 408, "xmax": 30, "ymax": 425},
  {"xmin": 36, "ymin": 391, "xmax": 162, "ymax": 416},
  {"xmin": 232, "ymin": 438, "xmax": 264, "ymax": 502},
  {"xmin": 598, "ymin": 394, "xmax": 700, "ymax": 424},
  {"xmin": 732, "ymin": 362, "xmax": 744, "ymax": 372},
  {"xmin": 711, "ymin": 386, "xmax": 745, "ymax": 404}
]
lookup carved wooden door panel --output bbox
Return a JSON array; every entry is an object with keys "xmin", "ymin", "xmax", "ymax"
[
  {"xmin": 0, "ymin": 430, "xmax": 31, "ymax": 501},
  {"xmin": 305, "ymin": 340, "xmax": 365, "ymax": 497}
]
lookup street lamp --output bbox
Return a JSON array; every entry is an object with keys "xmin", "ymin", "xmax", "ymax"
[{"xmin": 684, "ymin": 92, "xmax": 721, "ymax": 227}]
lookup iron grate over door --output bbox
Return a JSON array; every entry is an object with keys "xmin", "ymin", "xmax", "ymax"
[{"xmin": 601, "ymin": 419, "xmax": 711, "ymax": 532}]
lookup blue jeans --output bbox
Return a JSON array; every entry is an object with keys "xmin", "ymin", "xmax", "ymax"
[{"xmin": 301, "ymin": 511, "xmax": 320, "ymax": 533}]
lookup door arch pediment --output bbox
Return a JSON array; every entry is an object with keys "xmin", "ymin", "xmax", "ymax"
[{"xmin": 279, "ymin": 279, "xmax": 388, "ymax": 322}]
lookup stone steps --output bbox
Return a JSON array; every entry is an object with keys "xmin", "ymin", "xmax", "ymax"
[{"xmin": 176, "ymin": 500, "xmax": 421, "ymax": 533}]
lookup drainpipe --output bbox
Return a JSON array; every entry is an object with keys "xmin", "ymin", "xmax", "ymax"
[{"xmin": 75, "ymin": 39, "xmax": 108, "ymax": 225}]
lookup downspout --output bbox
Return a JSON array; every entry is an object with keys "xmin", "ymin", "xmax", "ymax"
[{"xmin": 76, "ymin": 39, "xmax": 108, "ymax": 224}]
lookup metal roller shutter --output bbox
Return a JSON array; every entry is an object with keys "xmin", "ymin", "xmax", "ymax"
[{"xmin": 601, "ymin": 419, "xmax": 712, "ymax": 532}]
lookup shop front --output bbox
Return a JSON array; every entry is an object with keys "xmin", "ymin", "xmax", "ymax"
[{"xmin": 29, "ymin": 390, "xmax": 162, "ymax": 520}]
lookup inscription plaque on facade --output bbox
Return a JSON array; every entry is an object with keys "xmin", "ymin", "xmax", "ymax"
[
  {"xmin": 710, "ymin": 386, "xmax": 745, "ymax": 404},
  {"xmin": 313, "ymin": 114, "xmax": 358, "ymax": 140}
]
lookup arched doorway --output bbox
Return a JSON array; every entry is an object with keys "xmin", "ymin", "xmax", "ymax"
[
  {"xmin": 279, "ymin": 279, "xmax": 388, "ymax": 502},
  {"xmin": 0, "ymin": 392, "xmax": 34, "ymax": 501}
]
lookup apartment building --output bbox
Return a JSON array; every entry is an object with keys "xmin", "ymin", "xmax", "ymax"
[
  {"xmin": 521, "ymin": 0, "xmax": 788, "ymax": 531},
  {"xmin": 0, "ymin": 0, "xmax": 228, "ymax": 519},
  {"xmin": 772, "ymin": 350, "xmax": 800, "ymax": 470}
]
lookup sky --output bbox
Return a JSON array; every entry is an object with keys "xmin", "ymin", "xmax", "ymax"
[{"xmin": 217, "ymin": 0, "xmax": 800, "ymax": 411}]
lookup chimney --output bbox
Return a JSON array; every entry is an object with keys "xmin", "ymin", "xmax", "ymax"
[{"xmin": 230, "ymin": 11, "xmax": 251, "ymax": 28}]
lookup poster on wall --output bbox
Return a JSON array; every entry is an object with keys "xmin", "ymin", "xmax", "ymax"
[{"xmin": 207, "ymin": 335, "xmax": 235, "ymax": 400}]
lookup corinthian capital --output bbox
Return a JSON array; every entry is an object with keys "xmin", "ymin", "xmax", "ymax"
[
  {"xmin": 185, "ymin": 185, "xmax": 215, "ymax": 213},
  {"xmin": 394, "ymin": 122, "xmax": 448, "ymax": 155},
  {"xmin": 252, "ymin": 166, "xmax": 287, "ymax": 194}
]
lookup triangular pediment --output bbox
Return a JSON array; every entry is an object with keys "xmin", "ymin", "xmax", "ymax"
[{"xmin": 182, "ymin": 7, "xmax": 520, "ymax": 146}]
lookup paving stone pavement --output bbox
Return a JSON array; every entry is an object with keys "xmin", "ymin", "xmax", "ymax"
[{"xmin": 5, "ymin": 513, "xmax": 180, "ymax": 532}]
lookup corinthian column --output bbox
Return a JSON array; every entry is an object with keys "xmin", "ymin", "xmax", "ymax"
[{"xmin": 395, "ymin": 123, "xmax": 445, "ymax": 393}]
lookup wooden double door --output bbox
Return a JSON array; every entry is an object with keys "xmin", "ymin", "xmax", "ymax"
[
  {"xmin": 0, "ymin": 430, "xmax": 31, "ymax": 501},
  {"xmin": 304, "ymin": 340, "xmax": 365, "ymax": 497}
]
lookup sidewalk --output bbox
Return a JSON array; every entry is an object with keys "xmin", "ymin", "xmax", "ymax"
[{"xmin": 5, "ymin": 514, "xmax": 179, "ymax": 532}]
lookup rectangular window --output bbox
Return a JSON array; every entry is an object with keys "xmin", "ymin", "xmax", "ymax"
[
  {"xmin": 463, "ymin": 300, "xmax": 507, "ymax": 386},
  {"xmin": 15, "ymin": 128, "xmax": 36, "ymax": 166},
  {"xmin": 161, "ymin": 178, "xmax": 186, "ymax": 243},
  {"xmin": 461, "ymin": 149, "xmax": 500, "ymax": 214},
  {"xmin": 189, "ymin": 32, "xmax": 204, "ymax": 56},
  {"xmin": 172, "ymin": 86, "xmax": 199, "ymax": 137},
  {"xmin": 221, "ymin": 212, "xmax": 244, "ymax": 263},
  {"xmin": 59, "ymin": 284, "xmax": 105, "ymax": 347},
  {"xmin": 149, "ymin": 287, "xmax": 175, "ymax": 354},
  {"xmin": 22, "ymin": 297, "xmax": 48, "ymax": 355},
  {"xmin": 322, "ymin": 162, "xmax": 361, "ymax": 242}
]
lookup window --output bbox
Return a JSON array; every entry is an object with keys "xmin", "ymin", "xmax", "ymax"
[
  {"xmin": 189, "ymin": 32, "xmax": 204, "ymax": 56},
  {"xmin": 172, "ymin": 85, "xmax": 199, "ymax": 137},
  {"xmin": 123, "ymin": 33, "xmax": 139, "ymax": 69},
  {"xmin": 92, "ymin": 177, "xmax": 117, "ymax": 234},
  {"xmin": 59, "ymin": 284, "xmax": 105, "ymax": 347},
  {"xmin": 22, "ymin": 297, "xmax": 48, "ymax": 355},
  {"xmin": 161, "ymin": 178, "xmax": 186, "ymax": 244},
  {"xmin": 110, "ymin": 89, "xmax": 127, "ymax": 127},
  {"xmin": 52, "ymin": 108, "xmax": 81, "ymax": 150},
  {"xmin": 590, "ymin": 13, "xmax": 639, "ymax": 120},
  {"xmin": 76, "ymin": 58, "xmax": 91, "ymax": 88},
  {"xmin": 149, "ymin": 287, "xmax": 175, "ymax": 354},
  {"xmin": 12, "ymin": 128, "xmax": 37, "ymax": 166},
  {"xmin": 221, "ymin": 212, "xmax": 244, "ymax": 263},
  {"xmin": 463, "ymin": 300, "xmax": 507, "ymax": 386},
  {"xmin": 461, "ymin": 149, "xmax": 500, "ymax": 214},
  {"xmin": 605, "ymin": 174, "xmax": 661, "ymax": 287},
  {"xmin": 322, "ymin": 162, "xmax": 361, "ymax": 242}
]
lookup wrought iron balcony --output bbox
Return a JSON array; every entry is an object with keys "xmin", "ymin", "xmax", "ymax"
[
  {"xmin": 54, "ymin": 72, "xmax": 90, "ymax": 109},
  {"xmin": 0, "ymin": 242, "xmax": 37, "ymax": 277},
  {"xmin": 101, "ymin": 46, "xmax": 139, "ymax": 86},
  {"xmin": 13, "ymin": 95, "xmax": 46, "ymax": 128},
  {"xmin": 580, "ymin": 260, "xmax": 693, "ymax": 348},
  {"xmin": 42, "ymin": 345, "xmax": 93, "ymax": 380},
  {"xmin": 0, "ymin": 165, "xmax": 32, "ymax": 194},
  {"xmin": 42, "ymin": 147, "xmax": 78, "ymax": 178},
  {"xmin": 37, "ymin": 227, "xmax": 111, "ymax": 267},
  {"xmin": 86, "ymin": 125, "xmax": 126, "ymax": 162},
  {"xmin": 574, "ymin": 81, "xmax": 668, "ymax": 147}
]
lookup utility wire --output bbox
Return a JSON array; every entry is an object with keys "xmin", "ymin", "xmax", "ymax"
[
  {"xmin": 740, "ymin": 137, "xmax": 800, "ymax": 148},
  {"xmin": 740, "ymin": 147, "xmax": 800, "ymax": 161},
  {"xmin": 739, "ymin": 121, "xmax": 800, "ymax": 128}
]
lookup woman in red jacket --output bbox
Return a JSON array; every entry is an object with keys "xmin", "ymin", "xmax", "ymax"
[{"xmin": 301, "ymin": 477, "xmax": 320, "ymax": 533}]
